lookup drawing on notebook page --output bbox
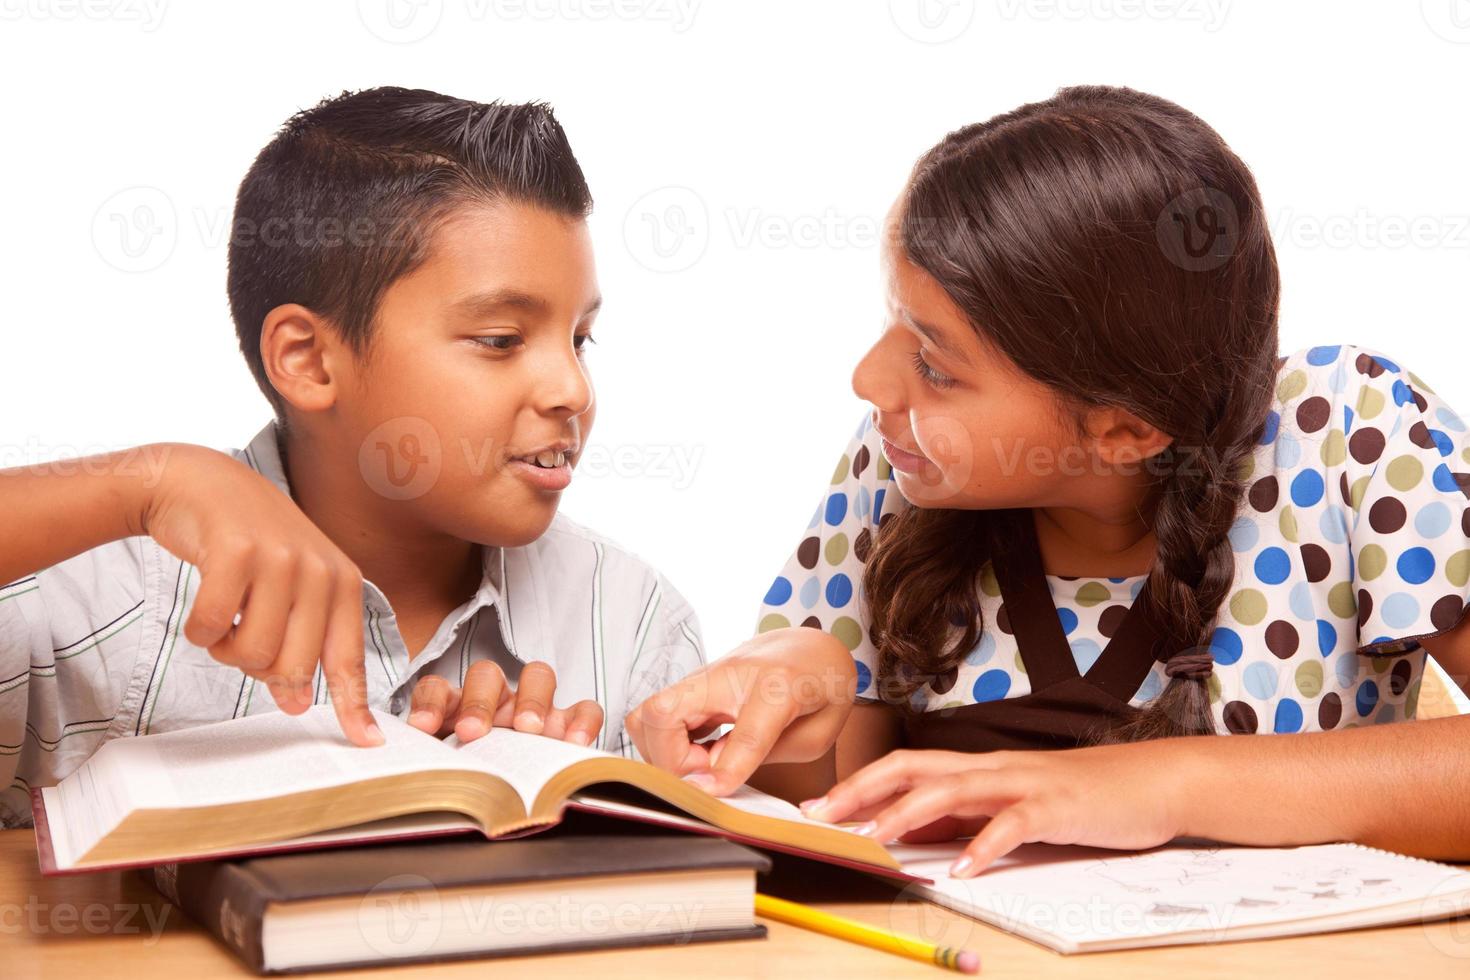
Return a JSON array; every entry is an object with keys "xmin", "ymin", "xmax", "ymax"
[{"xmin": 1082, "ymin": 847, "xmax": 1404, "ymax": 919}]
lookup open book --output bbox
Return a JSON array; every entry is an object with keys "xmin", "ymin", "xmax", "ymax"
[
  {"xmin": 32, "ymin": 706, "xmax": 905, "ymax": 877},
  {"xmin": 31, "ymin": 706, "xmax": 1470, "ymax": 952}
]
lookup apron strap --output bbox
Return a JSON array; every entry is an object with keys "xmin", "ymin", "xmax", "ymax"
[
  {"xmin": 996, "ymin": 508, "xmax": 1171, "ymax": 702},
  {"xmin": 993, "ymin": 509, "xmax": 1081, "ymax": 691},
  {"xmin": 1084, "ymin": 576, "xmax": 1173, "ymax": 701}
]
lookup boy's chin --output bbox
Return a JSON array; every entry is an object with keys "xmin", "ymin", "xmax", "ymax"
[{"xmin": 472, "ymin": 508, "xmax": 559, "ymax": 549}]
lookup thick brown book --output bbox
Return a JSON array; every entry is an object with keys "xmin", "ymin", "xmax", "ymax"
[
  {"xmin": 150, "ymin": 834, "xmax": 770, "ymax": 974},
  {"xmin": 33, "ymin": 706, "xmax": 918, "ymax": 881}
]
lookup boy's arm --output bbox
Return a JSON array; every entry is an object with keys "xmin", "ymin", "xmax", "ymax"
[
  {"xmin": 619, "ymin": 578, "xmax": 707, "ymax": 761},
  {"xmin": 1, "ymin": 450, "xmax": 161, "ymax": 823},
  {"xmin": 0, "ymin": 539, "xmax": 144, "ymax": 825},
  {"xmin": 0, "ymin": 444, "xmax": 379, "ymax": 746},
  {"xmin": 0, "ymin": 448, "xmax": 158, "ymax": 587}
]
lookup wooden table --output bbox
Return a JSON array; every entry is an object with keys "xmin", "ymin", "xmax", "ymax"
[{"xmin": 4, "ymin": 828, "xmax": 1469, "ymax": 979}]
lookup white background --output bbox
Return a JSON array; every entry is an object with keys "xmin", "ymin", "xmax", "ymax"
[{"xmin": 2, "ymin": 1, "xmax": 1467, "ymax": 658}]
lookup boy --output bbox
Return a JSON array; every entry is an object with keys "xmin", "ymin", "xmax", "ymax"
[{"xmin": 0, "ymin": 87, "xmax": 705, "ymax": 827}]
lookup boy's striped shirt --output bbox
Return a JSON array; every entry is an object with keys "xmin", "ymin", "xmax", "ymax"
[{"xmin": 0, "ymin": 421, "xmax": 705, "ymax": 827}]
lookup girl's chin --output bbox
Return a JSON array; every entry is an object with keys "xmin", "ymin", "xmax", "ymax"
[{"xmin": 892, "ymin": 467, "xmax": 969, "ymax": 507}]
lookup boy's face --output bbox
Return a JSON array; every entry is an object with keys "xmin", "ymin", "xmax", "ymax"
[{"xmin": 339, "ymin": 201, "xmax": 599, "ymax": 548}]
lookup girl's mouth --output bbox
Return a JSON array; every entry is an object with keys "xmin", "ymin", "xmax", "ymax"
[{"xmin": 879, "ymin": 436, "xmax": 929, "ymax": 474}]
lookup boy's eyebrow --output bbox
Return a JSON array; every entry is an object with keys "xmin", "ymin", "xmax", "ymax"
[
  {"xmin": 451, "ymin": 289, "xmax": 603, "ymax": 322},
  {"xmin": 902, "ymin": 310, "xmax": 971, "ymax": 366}
]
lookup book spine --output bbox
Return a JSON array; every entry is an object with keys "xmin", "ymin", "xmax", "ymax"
[{"xmin": 159, "ymin": 861, "xmax": 272, "ymax": 974}]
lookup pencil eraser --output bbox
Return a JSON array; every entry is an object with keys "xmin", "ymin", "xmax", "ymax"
[{"xmin": 956, "ymin": 950, "xmax": 981, "ymax": 974}]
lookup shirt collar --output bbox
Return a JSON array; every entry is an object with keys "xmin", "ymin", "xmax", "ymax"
[{"xmin": 236, "ymin": 420, "xmax": 522, "ymax": 659}]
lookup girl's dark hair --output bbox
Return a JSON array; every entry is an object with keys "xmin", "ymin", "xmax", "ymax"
[
  {"xmin": 226, "ymin": 86, "xmax": 593, "ymax": 416},
  {"xmin": 865, "ymin": 85, "xmax": 1280, "ymax": 740}
]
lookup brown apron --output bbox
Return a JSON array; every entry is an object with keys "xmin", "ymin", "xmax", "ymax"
[{"xmin": 901, "ymin": 508, "xmax": 1174, "ymax": 752}]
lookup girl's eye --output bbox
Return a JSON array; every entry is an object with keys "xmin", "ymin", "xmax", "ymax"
[
  {"xmin": 474, "ymin": 335, "xmax": 521, "ymax": 352},
  {"xmin": 910, "ymin": 349, "xmax": 956, "ymax": 389},
  {"xmin": 574, "ymin": 332, "xmax": 597, "ymax": 355}
]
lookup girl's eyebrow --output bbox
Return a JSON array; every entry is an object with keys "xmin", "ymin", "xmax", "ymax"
[{"xmin": 902, "ymin": 309, "xmax": 971, "ymax": 366}]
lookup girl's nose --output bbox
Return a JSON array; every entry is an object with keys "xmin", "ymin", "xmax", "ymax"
[{"xmin": 852, "ymin": 334, "xmax": 906, "ymax": 416}]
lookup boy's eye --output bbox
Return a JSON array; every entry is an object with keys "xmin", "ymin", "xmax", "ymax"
[
  {"xmin": 474, "ymin": 335, "xmax": 521, "ymax": 352},
  {"xmin": 574, "ymin": 332, "xmax": 597, "ymax": 354},
  {"xmin": 910, "ymin": 349, "xmax": 956, "ymax": 389}
]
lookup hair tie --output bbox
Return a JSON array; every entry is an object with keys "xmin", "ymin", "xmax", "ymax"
[{"xmin": 1164, "ymin": 650, "xmax": 1215, "ymax": 681}]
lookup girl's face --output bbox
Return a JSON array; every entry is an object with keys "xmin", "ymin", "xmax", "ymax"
[{"xmin": 852, "ymin": 209, "xmax": 1167, "ymax": 513}]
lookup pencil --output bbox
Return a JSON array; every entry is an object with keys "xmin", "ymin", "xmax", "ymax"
[{"xmin": 754, "ymin": 892, "xmax": 981, "ymax": 974}]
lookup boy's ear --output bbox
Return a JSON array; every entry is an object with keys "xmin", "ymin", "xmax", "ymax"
[
  {"xmin": 1084, "ymin": 406, "xmax": 1174, "ymax": 467},
  {"xmin": 259, "ymin": 303, "xmax": 343, "ymax": 414}
]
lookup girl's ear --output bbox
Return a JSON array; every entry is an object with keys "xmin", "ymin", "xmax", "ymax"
[{"xmin": 1083, "ymin": 406, "xmax": 1175, "ymax": 467}]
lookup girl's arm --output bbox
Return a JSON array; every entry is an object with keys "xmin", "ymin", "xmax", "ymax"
[
  {"xmin": 804, "ymin": 622, "xmax": 1470, "ymax": 876},
  {"xmin": 1190, "ymin": 616, "xmax": 1470, "ymax": 854},
  {"xmin": 748, "ymin": 701, "xmax": 903, "ymax": 802},
  {"xmin": 625, "ymin": 625, "xmax": 900, "ymax": 799}
]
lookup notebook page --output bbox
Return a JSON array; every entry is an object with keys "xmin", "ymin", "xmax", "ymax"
[{"xmin": 890, "ymin": 840, "xmax": 1470, "ymax": 948}]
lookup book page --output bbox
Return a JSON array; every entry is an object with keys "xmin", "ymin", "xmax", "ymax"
[
  {"xmin": 445, "ymin": 727, "xmax": 609, "ymax": 806},
  {"xmin": 572, "ymin": 784, "xmax": 873, "ymax": 837},
  {"xmin": 714, "ymin": 784, "xmax": 870, "ymax": 832},
  {"xmin": 72, "ymin": 707, "xmax": 464, "ymax": 813},
  {"xmin": 446, "ymin": 728, "xmax": 871, "ymax": 835},
  {"xmin": 890, "ymin": 840, "xmax": 1470, "ymax": 947}
]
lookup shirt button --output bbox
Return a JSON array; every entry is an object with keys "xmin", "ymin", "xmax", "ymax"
[{"xmin": 390, "ymin": 694, "xmax": 406, "ymax": 713}]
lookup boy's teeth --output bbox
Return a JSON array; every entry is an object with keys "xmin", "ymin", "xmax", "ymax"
[{"xmin": 532, "ymin": 450, "xmax": 565, "ymax": 468}]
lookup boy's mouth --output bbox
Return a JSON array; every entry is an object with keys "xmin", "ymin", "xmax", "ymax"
[
  {"xmin": 505, "ymin": 441, "xmax": 579, "ymax": 492},
  {"xmin": 508, "ymin": 440, "xmax": 579, "ymax": 468},
  {"xmin": 522, "ymin": 449, "xmax": 568, "ymax": 469}
]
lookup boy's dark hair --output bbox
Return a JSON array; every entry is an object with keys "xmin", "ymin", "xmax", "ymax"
[{"xmin": 227, "ymin": 86, "xmax": 593, "ymax": 415}]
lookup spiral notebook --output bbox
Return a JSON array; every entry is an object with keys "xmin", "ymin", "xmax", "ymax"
[{"xmin": 886, "ymin": 839, "xmax": 1470, "ymax": 953}]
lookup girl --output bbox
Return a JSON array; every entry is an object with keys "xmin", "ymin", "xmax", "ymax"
[{"xmin": 624, "ymin": 84, "xmax": 1470, "ymax": 876}]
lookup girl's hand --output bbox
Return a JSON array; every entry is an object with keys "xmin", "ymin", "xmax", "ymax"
[
  {"xmin": 405, "ymin": 660, "xmax": 604, "ymax": 746},
  {"xmin": 798, "ymin": 742, "xmax": 1189, "ymax": 877},
  {"xmin": 625, "ymin": 627, "xmax": 858, "ymax": 795}
]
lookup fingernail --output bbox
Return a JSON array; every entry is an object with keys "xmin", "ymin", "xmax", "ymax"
[
  {"xmin": 408, "ymin": 710, "xmax": 434, "ymax": 729},
  {"xmin": 364, "ymin": 722, "xmax": 385, "ymax": 746},
  {"xmin": 798, "ymin": 796, "xmax": 828, "ymax": 816},
  {"xmin": 568, "ymin": 731, "xmax": 591, "ymax": 747},
  {"xmin": 515, "ymin": 711, "xmax": 543, "ymax": 733},
  {"xmin": 949, "ymin": 856, "xmax": 974, "ymax": 877},
  {"xmin": 457, "ymin": 717, "xmax": 485, "ymax": 739},
  {"xmin": 852, "ymin": 821, "xmax": 878, "ymax": 837},
  {"xmin": 682, "ymin": 773, "xmax": 716, "ymax": 792}
]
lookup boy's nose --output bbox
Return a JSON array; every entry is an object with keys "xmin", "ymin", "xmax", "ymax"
[{"xmin": 541, "ymin": 346, "xmax": 594, "ymax": 417}]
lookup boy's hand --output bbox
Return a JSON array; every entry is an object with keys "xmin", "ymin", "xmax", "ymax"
[
  {"xmin": 406, "ymin": 661, "xmax": 604, "ymax": 747},
  {"xmin": 139, "ymin": 444, "xmax": 381, "ymax": 747}
]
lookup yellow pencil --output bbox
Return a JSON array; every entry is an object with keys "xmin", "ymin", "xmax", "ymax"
[{"xmin": 754, "ymin": 892, "xmax": 981, "ymax": 974}]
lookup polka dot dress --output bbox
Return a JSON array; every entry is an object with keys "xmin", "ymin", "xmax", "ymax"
[{"xmin": 755, "ymin": 344, "xmax": 1470, "ymax": 736}]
